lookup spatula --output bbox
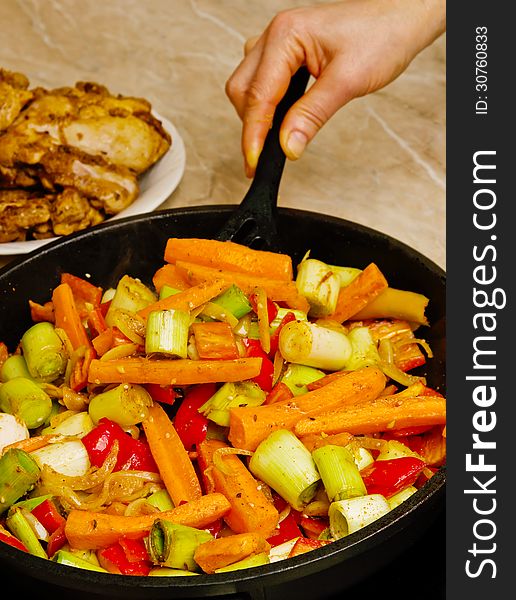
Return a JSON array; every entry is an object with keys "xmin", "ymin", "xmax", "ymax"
[{"xmin": 216, "ymin": 66, "xmax": 311, "ymax": 251}]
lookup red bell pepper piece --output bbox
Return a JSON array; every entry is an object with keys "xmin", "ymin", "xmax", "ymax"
[
  {"xmin": 267, "ymin": 511, "xmax": 304, "ymax": 547},
  {"xmin": 242, "ymin": 338, "xmax": 274, "ymax": 392},
  {"xmin": 46, "ymin": 523, "xmax": 67, "ymax": 557},
  {"xmin": 204, "ymin": 518, "xmax": 223, "ymax": 538},
  {"xmin": 98, "ymin": 541, "xmax": 152, "ymax": 576},
  {"xmin": 81, "ymin": 417, "xmax": 158, "ymax": 472},
  {"xmin": 265, "ymin": 381, "xmax": 294, "ymax": 405},
  {"xmin": 145, "ymin": 383, "xmax": 179, "ymax": 406},
  {"xmin": 361, "ymin": 457, "xmax": 426, "ymax": 498},
  {"xmin": 87, "ymin": 307, "xmax": 108, "ymax": 338},
  {"xmin": 119, "ymin": 536, "xmax": 151, "ymax": 563},
  {"xmin": 288, "ymin": 537, "xmax": 330, "ymax": 557},
  {"xmin": 173, "ymin": 383, "xmax": 215, "ymax": 451},
  {"xmin": 299, "ymin": 516, "xmax": 328, "ymax": 539},
  {"xmin": 31, "ymin": 498, "xmax": 65, "ymax": 534},
  {"xmin": 61, "ymin": 272, "xmax": 103, "ymax": 308},
  {"xmin": 269, "ymin": 311, "xmax": 297, "ymax": 357},
  {"xmin": 0, "ymin": 528, "xmax": 28, "ymax": 552},
  {"xmin": 249, "ymin": 293, "xmax": 278, "ymax": 325}
]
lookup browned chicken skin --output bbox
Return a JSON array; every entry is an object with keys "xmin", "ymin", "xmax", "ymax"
[{"xmin": 0, "ymin": 70, "xmax": 172, "ymax": 242}]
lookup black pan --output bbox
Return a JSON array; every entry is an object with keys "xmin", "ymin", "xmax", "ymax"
[{"xmin": 0, "ymin": 204, "xmax": 445, "ymax": 600}]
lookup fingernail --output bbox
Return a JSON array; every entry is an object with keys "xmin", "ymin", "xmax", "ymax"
[{"xmin": 285, "ymin": 130, "xmax": 308, "ymax": 160}]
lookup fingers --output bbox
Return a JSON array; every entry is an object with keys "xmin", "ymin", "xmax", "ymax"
[
  {"xmin": 279, "ymin": 58, "xmax": 356, "ymax": 161},
  {"xmin": 244, "ymin": 35, "xmax": 260, "ymax": 56}
]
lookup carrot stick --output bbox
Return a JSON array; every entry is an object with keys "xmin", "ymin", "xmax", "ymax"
[
  {"xmin": 88, "ymin": 356, "xmax": 263, "ymax": 386},
  {"xmin": 329, "ymin": 263, "xmax": 388, "ymax": 323},
  {"xmin": 174, "ymin": 260, "xmax": 310, "ymax": 313},
  {"xmin": 152, "ymin": 263, "xmax": 190, "ymax": 292},
  {"xmin": 52, "ymin": 283, "xmax": 92, "ymax": 350},
  {"xmin": 137, "ymin": 279, "xmax": 230, "ymax": 319},
  {"xmin": 228, "ymin": 366, "xmax": 387, "ymax": 451},
  {"xmin": 1, "ymin": 434, "xmax": 62, "ymax": 455},
  {"xmin": 299, "ymin": 432, "xmax": 355, "ymax": 452},
  {"xmin": 142, "ymin": 402, "xmax": 202, "ymax": 505},
  {"xmin": 164, "ymin": 237, "xmax": 294, "ymax": 281},
  {"xmin": 294, "ymin": 394, "xmax": 446, "ymax": 437},
  {"xmin": 64, "ymin": 492, "xmax": 231, "ymax": 550},
  {"xmin": 351, "ymin": 287, "xmax": 429, "ymax": 325},
  {"xmin": 197, "ymin": 439, "xmax": 279, "ymax": 538},
  {"xmin": 193, "ymin": 532, "xmax": 271, "ymax": 574}
]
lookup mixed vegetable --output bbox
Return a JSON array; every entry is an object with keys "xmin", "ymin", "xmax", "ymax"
[{"xmin": 0, "ymin": 237, "xmax": 446, "ymax": 576}]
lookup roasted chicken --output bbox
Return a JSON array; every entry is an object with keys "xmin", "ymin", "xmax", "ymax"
[{"xmin": 0, "ymin": 70, "xmax": 172, "ymax": 242}]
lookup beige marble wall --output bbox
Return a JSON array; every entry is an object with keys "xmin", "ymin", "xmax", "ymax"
[{"xmin": 0, "ymin": 0, "xmax": 445, "ymax": 270}]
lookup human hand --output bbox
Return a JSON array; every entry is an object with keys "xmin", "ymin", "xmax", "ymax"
[{"xmin": 226, "ymin": 0, "xmax": 446, "ymax": 177}]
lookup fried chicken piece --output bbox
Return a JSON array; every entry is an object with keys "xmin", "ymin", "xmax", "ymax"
[
  {"xmin": 40, "ymin": 147, "xmax": 139, "ymax": 215},
  {"xmin": 0, "ymin": 189, "xmax": 51, "ymax": 242},
  {"xmin": 0, "ymin": 68, "xmax": 33, "ymax": 132},
  {"xmin": 51, "ymin": 187, "xmax": 104, "ymax": 236}
]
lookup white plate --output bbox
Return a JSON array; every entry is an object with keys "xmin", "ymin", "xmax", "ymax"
[{"xmin": 0, "ymin": 114, "xmax": 186, "ymax": 256}]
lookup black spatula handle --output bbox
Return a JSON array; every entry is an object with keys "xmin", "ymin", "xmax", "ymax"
[{"xmin": 216, "ymin": 66, "xmax": 311, "ymax": 249}]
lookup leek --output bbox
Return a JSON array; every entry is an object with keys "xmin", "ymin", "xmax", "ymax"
[
  {"xmin": 280, "ymin": 363, "xmax": 325, "ymax": 396},
  {"xmin": 200, "ymin": 302, "xmax": 239, "ymax": 328},
  {"xmin": 0, "ymin": 377, "xmax": 53, "ymax": 429},
  {"xmin": 105, "ymin": 275, "xmax": 157, "ymax": 328},
  {"xmin": 212, "ymin": 284, "xmax": 253, "ymax": 319},
  {"xmin": 42, "ymin": 411, "xmax": 95, "ymax": 438},
  {"xmin": 0, "ymin": 448, "xmax": 40, "ymax": 513},
  {"xmin": 270, "ymin": 308, "xmax": 307, "ymax": 332},
  {"xmin": 214, "ymin": 551, "xmax": 270, "ymax": 573},
  {"xmin": 53, "ymin": 549, "xmax": 108, "ymax": 572},
  {"xmin": 387, "ymin": 485, "xmax": 418, "ymax": 510},
  {"xmin": 0, "ymin": 413, "xmax": 29, "ymax": 454},
  {"xmin": 249, "ymin": 429, "xmax": 321, "ymax": 512},
  {"xmin": 199, "ymin": 381, "xmax": 266, "ymax": 427},
  {"xmin": 20, "ymin": 322, "xmax": 68, "ymax": 383},
  {"xmin": 147, "ymin": 519, "xmax": 214, "ymax": 572},
  {"xmin": 88, "ymin": 382, "xmax": 153, "ymax": 427},
  {"xmin": 1, "ymin": 354, "xmax": 32, "ymax": 382},
  {"xmin": 279, "ymin": 320, "xmax": 352, "ymax": 371},
  {"xmin": 147, "ymin": 488, "xmax": 175, "ymax": 511},
  {"xmin": 328, "ymin": 494, "xmax": 391, "ymax": 539},
  {"xmin": 295, "ymin": 258, "xmax": 340, "ymax": 317},
  {"xmin": 145, "ymin": 309, "xmax": 190, "ymax": 358},
  {"xmin": 312, "ymin": 445, "xmax": 367, "ymax": 501},
  {"xmin": 159, "ymin": 285, "xmax": 182, "ymax": 300},
  {"xmin": 327, "ymin": 265, "xmax": 362, "ymax": 288},
  {"xmin": 343, "ymin": 326, "xmax": 381, "ymax": 371},
  {"xmin": 5, "ymin": 507, "xmax": 47, "ymax": 558},
  {"xmin": 30, "ymin": 439, "xmax": 90, "ymax": 477}
]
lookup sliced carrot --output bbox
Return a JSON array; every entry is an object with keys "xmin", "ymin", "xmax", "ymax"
[
  {"xmin": 64, "ymin": 493, "xmax": 231, "ymax": 550},
  {"xmin": 193, "ymin": 532, "xmax": 271, "ymax": 574},
  {"xmin": 197, "ymin": 439, "xmax": 279, "ymax": 538},
  {"xmin": 88, "ymin": 356, "xmax": 263, "ymax": 386},
  {"xmin": 52, "ymin": 283, "xmax": 92, "ymax": 350},
  {"xmin": 300, "ymin": 431, "xmax": 354, "ymax": 452},
  {"xmin": 137, "ymin": 279, "xmax": 230, "ymax": 319},
  {"xmin": 228, "ymin": 366, "xmax": 387, "ymax": 451},
  {"xmin": 141, "ymin": 402, "xmax": 202, "ymax": 506},
  {"xmin": 152, "ymin": 263, "xmax": 190, "ymax": 292},
  {"xmin": 2, "ymin": 434, "xmax": 62, "ymax": 455},
  {"xmin": 329, "ymin": 263, "xmax": 388, "ymax": 323},
  {"xmin": 294, "ymin": 394, "xmax": 446, "ymax": 437},
  {"xmin": 164, "ymin": 237, "xmax": 294, "ymax": 281},
  {"xmin": 174, "ymin": 260, "xmax": 310, "ymax": 312}
]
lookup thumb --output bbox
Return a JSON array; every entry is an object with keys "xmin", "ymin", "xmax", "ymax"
[{"xmin": 279, "ymin": 61, "xmax": 355, "ymax": 160}]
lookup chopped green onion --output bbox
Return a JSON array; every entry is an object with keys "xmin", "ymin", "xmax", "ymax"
[
  {"xmin": 280, "ymin": 363, "xmax": 325, "ymax": 397},
  {"xmin": 312, "ymin": 444, "xmax": 367, "ymax": 501},
  {"xmin": 145, "ymin": 309, "xmax": 190, "ymax": 358},
  {"xmin": 5, "ymin": 507, "xmax": 47, "ymax": 558},
  {"xmin": 387, "ymin": 485, "xmax": 418, "ymax": 510},
  {"xmin": 88, "ymin": 382, "xmax": 153, "ymax": 427},
  {"xmin": 212, "ymin": 284, "xmax": 253, "ymax": 319},
  {"xmin": 20, "ymin": 322, "xmax": 68, "ymax": 383},
  {"xmin": 0, "ymin": 377, "xmax": 53, "ymax": 429},
  {"xmin": 159, "ymin": 285, "xmax": 182, "ymax": 300},
  {"xmin": 53, "ymin": 549, "xmax": 108, "ymax": 572},
  {"xmin": 295, "ymin": 258, "xmax": 341, "ymax": 317},
  {"xmin": 328, "ymin": 494, "xmax": 391, "ymax": 539},
  {"xmin": 0, "ymin": 448, "xmax": 40, "ymax": 513},
  {"xmin": 147, "ymin": 519, "xmax": 214, "ymax": 572},
  {"xmin": 105, "ymin": 275, "xmax": 157, "ymax": 328},
  {"xmin": 214, "ymin": 551, "xmax": 270, "ymax": 573},
  {"xmin": 199, "ymin": 381, "xmax": 266, "ymax": 427},
  {"xmin": 279, "ymin": 320, "xmax": 352, "ymax": 371},
  {"xmin": 1, "ymin": 354, "xmax": 33, "ymax": 382},
  {"xmin": 249, "ymin": 429, "xmax": 321, "ymax": 512},
  {"xmin": 326, "ymin": 265, "xmax": 362, "ymax": 287},
  {"xmin": 146, "ymin": 488, "xmax": 175, "ymax": 511}
]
